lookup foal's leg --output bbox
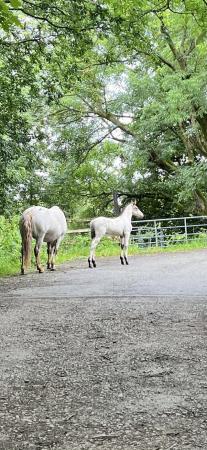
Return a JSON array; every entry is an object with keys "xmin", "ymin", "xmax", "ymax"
[
  {"xmin": 47, "ymin": 243, "xmax": 52, "ymax": 269},
  {"xmin": 120, "ymin": 236, "xmax": 125, "ymax": 265},
  {"xmin": 123, "ymin": 234, "xmax": 130, "ymax": 265},
  {"xmin": 34, "ymin": 237, "xmax": 44, "ymax": 273},
  {"xmin": 88, "ymin": 236, "xmax": 101, "ymax": 268}
]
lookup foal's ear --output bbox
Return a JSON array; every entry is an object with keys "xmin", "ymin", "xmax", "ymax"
[{"xmin": 131, "ymin": 199, "xmax": 137, "ymax": 205}]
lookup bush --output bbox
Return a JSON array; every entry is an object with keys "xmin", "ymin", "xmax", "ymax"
[{"xmin": 0, "ymin": 216, "xmax": 21, "ymax": 275}]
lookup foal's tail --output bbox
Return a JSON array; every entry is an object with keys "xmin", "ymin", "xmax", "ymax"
[
  {"xmin": 90, "ymin": 222, "xmax": 96, "ymax": 239},
  {"xmin": 20, "ymin": 213, "xmax": 32, "ymax": 269}
]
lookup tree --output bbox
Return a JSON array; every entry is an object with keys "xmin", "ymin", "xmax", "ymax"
[
  {"xmin": 1, "ymin": 0, "xmax": 207, "ymax": 218},
  {"xmin": 0, "ymin": 0, "xmax": 113, "ymax": 214},
  {"xmin": 45, "ymin": 0, "xmax": 207, "ymax": 216}
]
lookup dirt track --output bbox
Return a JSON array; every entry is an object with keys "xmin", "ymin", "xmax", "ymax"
[{"xmin": 0, "ymin": 251, "xmax": 207, "ymax": 450}]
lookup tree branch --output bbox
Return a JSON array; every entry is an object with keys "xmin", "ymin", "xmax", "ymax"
[
  {"xmin": 158, "ymin": 17, "xmax": 187, "ymax": 70},
  {"xmin": 78, "ymin": 127, "xmax": 119, "ymax": 166},
  {"xmin": 78, "ymin": 96, "xmax": 135, "ymax": 137}
]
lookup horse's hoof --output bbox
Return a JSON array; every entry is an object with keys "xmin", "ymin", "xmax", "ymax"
[
  {"xmin": 88, "ymin": 258, "xmax": 93, "ymax": 268},
  {"xmin": 92, "ymin": 261, "xmax": 96, "ymax": 268},
  {"xmin": 50, "ymin": 267, "xmax": 56, "ymax": 271},
  {"xmin": 38, "ymin": 268, "xmax": 44, "ymax": 273},
  {"xmin": 120, "ymin": 257, "xmax": 124, "ymax": 265},
  {"xmin": 47, "ymin": 265, "xmax": 51, "ymax": 270}
]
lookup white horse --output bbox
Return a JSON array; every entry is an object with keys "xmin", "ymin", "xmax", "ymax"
[
  {"xmin": 88, "ymin": 201, "xmax": 144, "ymax": 268},
  {"xmin": 19, "ymin": 206, "xmax": 67, "ymax": 275}
]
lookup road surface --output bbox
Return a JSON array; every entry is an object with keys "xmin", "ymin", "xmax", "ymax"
[{"xmin": 0, "ymin": 250, "xmax": 207, "ymax": 449}]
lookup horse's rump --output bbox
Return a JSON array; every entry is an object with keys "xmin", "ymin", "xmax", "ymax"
[
  {"xmin": 20, "ymin": 205, "xmax": 67, "ymax": 274},
  {"xmin": 90, "ymin": 223, "xmax": 96, "ymax": 239}
]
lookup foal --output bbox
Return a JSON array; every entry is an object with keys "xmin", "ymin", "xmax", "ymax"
[{"xmin": 88, "ymin": 201, "xmax": 144, "ymax": 268}]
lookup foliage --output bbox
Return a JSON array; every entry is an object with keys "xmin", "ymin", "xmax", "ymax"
[
  {"xmin": 0, "ymin": 215, "xmax": 21, "ymax": 274},
  {"xmin": 0, "ymin": 1, "xmax": 207, "ymax": 220},
  {"xmin": 0, "ymin": 0, "xmax": 22, "ymax": 31},
  {"xmin": 37, "ymin": 0, "xmax": 207, "ymax": 218}
]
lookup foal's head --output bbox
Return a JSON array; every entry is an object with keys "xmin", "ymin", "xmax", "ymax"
[{"xmin": 131, "ymin": 201, "xmax": 144, "ymax": 219}]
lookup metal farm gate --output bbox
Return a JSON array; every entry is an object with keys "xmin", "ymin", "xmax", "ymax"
[
  {"xmin": 131, "ymin": 216, "xmax": 207, "ymax": 248},
  {"xmin": 68, "ymin": 216, "xmax": 207, "ymax": 248}
]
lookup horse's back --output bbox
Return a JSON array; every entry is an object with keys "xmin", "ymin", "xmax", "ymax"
[
  {"xmin": 48, "ymin": 206, "xmax": 67, "ymax": 235},
  {"xmin": 21, "ymin": 206, "xmax": 48, "ymax": 221},
  {"xmin": 90, "ymin": 216, "xmax": 125, "ymax": 237},
  {"xmin": 20, "ymin": 205, "xmax": 67, "ymax": 241}
]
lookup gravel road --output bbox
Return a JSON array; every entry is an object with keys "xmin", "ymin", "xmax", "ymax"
[{"xmin": 0, "ymin": 250, "xmax": 207, "ymax": 450}]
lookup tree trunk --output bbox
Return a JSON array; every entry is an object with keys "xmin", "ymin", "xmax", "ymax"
[{"xmin": 112, "ymin": 191, "xmax": 121, "ymax": 215}]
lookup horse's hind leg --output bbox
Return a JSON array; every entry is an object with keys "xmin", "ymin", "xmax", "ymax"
[
  {"xmin": 120, "ymin": 237, "xmax": 125, "ymax": 265},
  {"xmin": 47, "ymin": 243, "xmax": 52, "ymax": 269},
  {"xmin": 88, "ymin": 236, "xmax": 101, "ymax": 268},
  {"xmin": 21, "ymin": 244, "xmax": 25, "ymax": 275},
  {"xmin": 123, "ymin": 234, "xmax": 130, "ymax": 265},
  {"xmin": 50, "ymin": 237, "xmax": 62, "ymax": 271},
  {"xmin": 34, "ymin": 237, "xmax": 44, "ymax": 273},
  {"xmin": 50, "ymin": 239, "xmax": 58, "ymax": 271}
]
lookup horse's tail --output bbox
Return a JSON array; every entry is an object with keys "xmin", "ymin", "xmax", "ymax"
[
  {"xmin": 20, "ymin": 213, "xmax": 33, "ymax": 269},
  {"xmin": 90, "ymin": 221, "xmax": 96, "ymax": 239}
]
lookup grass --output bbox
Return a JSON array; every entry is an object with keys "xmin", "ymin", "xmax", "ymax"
[
  {"xmin": 0, "ymin": 216, "xmax": 22, "ymax": 276},
  {"xmin": 1, "ymin": 216, "xmax": 207, "ymax": 276},
  {"xmin": 59, "ymin": 233, "xmax": 207, "ymax": 263}
]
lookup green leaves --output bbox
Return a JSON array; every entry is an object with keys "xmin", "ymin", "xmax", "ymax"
[
  {"xmin": 0, "ymin": 0, "xmax": 22, "ymax": 31},
  {"xmin": 10, "ymin": 0, "xmax": 21, "ymax": 7},
  {"xmin": 0, "ymin": 0, "xmax": 207, "ymax": 218}
]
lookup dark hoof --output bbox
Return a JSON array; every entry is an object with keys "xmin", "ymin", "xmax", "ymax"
[
  {"xmin": 92, "ymin": 260, "xmax": 96, "ymax": 268},
  {"xmin": 124, "ymin": 258, "xmax": 129, "ymax": 265},
  {"xmin": 50, "ymin": 267, "xmax": 56, "ymax": 271},
  {"xmin": 21, "ymin": 269, "xmax": 25, "ymax": 275},
  {"xmin": 120, "ymin": 256, "xmax": 124, "ymax": 265},
  {"xmin": 47, "ymin": 264, "xmax": 51, "ymax": 270},
  {"xmin": 88, "ymin": 258, "xmax": 93, "ymax": 268}
]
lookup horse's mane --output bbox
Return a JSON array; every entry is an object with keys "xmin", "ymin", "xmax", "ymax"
[{"xmin": 120, "ymin": 202, "xmax": 132, "ymax": 215}]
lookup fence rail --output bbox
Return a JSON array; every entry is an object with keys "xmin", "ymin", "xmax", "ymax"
[
  {"xmin": 67, "ymin": 228, "xmax": 89, "ymax": 234},
  {"xmin": 67, "ymin": 215, "xmax": 207, "ymax": 248},
  {"xmin": 131, "ymin": 215, "xmax": 207, "ymax": 248}
]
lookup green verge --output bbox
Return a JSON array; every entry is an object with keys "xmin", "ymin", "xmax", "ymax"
[
  {"xmin": 58, "ymin": 233, "xmax": 207, "ymax": 265},
  {"xmin": 1, "ymin": 217, "xmax": 207, "ymax": 276}
]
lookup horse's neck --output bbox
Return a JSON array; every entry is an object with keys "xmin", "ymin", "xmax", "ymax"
[{"xmin": 120, "ymin": 205, "xmax": 132, "ymax": 221}]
